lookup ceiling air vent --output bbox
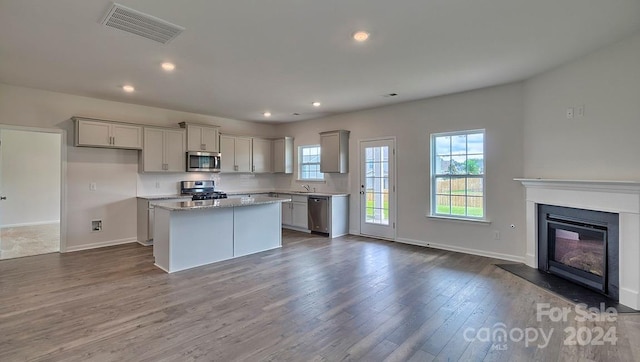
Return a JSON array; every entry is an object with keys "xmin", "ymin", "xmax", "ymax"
[{"xmin": 101, "ymin": 3, "xmax": 184, "ymax": 44}]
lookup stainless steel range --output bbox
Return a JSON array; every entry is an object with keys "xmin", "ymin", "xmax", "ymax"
[{"xmin": 180, "ymin": 180, "xmax": 227, "ymax": 200}]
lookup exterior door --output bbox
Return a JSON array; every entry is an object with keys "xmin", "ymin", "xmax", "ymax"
[{"xmin": 360, "ymin": 138, "xmax": 396, "ymax": 239}]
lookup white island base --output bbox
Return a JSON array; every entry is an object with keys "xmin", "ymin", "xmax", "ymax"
[{"xmin": 153, "ymin": 199, "xmax": 284, "ymax": 273}]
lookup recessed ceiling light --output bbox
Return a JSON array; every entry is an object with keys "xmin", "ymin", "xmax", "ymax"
[
  {"xmin": 161, "ymin": 62, "xmax": 175, "ymax": 71},
  {"xmin": 312, "ymin": 101, "xmax": 321, "ymax": 107},
  {"xmin": 353, "ymin": 31, "xmax": 370, "ymax": 42},
  {"xmin": 122, "ymin": 85, "xmax": 135, "ymax": 93},
  {"xmin": 263, "ymin": 112, "xmax": 272, "ymax": 117}
]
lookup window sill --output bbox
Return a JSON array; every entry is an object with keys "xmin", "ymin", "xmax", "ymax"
[{"xmin": 426, "ymin": 214, "xmax": 491, "ymax": 224}]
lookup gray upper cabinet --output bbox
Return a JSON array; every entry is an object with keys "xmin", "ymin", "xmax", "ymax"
[
  {"xmin": 180, "ymin": 122, "xmax": 220, "ymax": 153},
  {"xmin": 272, "ymin": 137, "xmax": 293, "ymax": 174},
  {"xmin": 74, "ymin": 117, "xmax": 143, "ymax": 150},
  {"xmin": 320, "ymin": 130, "xmax": 349, "ymax": 173},
  {"xmin": 141, "ymin": 127, "xmax": 186, "ymax": 172},
  {"xmin": 220, "ymin": 134, "xmax": 253, "ymax": 173},
  {"xmin": 252, "ymin": 138, "xmax": 272, "ymax": 173}
]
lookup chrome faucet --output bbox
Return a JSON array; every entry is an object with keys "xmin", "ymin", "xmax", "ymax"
[{"xmin": 302, "ymin": 184, "xmax": 310, "ymax": 192}]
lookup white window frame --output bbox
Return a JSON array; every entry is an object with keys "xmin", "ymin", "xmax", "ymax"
[
  {"xmin": 298, "ymin": 145, "xmax": 324, "ymax": 181},
  {"xmin": 430, "ymin": 129, "xmax": 486, "ymax": 221}
]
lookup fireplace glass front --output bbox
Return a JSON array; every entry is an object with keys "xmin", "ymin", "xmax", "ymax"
[{"xmin": 548, "ymin": 219, "xmax": 606, "ymax": 291}]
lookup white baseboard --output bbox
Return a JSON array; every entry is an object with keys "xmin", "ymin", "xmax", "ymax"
[
  {"xmin": 65, "ymin": 237, "xmax": 137, "ymax": 253},
  {"xmin": 1, "ymin": 220, "xmax": 60, "ymax": 228},
  {"xmin": 395, "ymin": 237, "xmax": 525, "ymax": 263}
]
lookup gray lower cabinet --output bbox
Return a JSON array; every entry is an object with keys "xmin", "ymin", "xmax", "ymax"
[
  {"xmin": 274, "ymin": 193, "xmax": 308, "ymax": 231},
  {"xmin": 137, "ymin": 197, "xmax": 190, "ymax": 245},
  {"xmin": 324, "ymin": 195, "xmax": 349, "ymax": 238}
]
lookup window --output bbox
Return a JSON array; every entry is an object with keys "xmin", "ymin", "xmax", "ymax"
[
  {"xmin": 299, "ymin": 145, "xmax": 324, "ymax": 180},
  {"xmin": 431, "ymin": 129, "xmax": 485, "ymax": 219}
]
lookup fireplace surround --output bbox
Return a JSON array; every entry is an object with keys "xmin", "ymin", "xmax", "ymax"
[{"xmin": 516, "ymin": 179, "xmax": 640, "ymax": 310}]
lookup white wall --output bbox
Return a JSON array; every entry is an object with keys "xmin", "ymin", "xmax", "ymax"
[
  {"xmin": 277, "ymin": 83, "xmax": 526, "ymax": 261},
  {"xmin": 523, "ymin": 32, "xmax": 640, "ymax": 179},
  {"xmin": 0, "ymin": 129, "xmax": 61, "ymax": 227},
  {"xmin": 0, "ymin": 84, "xmax": 278, "ymax": 250}
]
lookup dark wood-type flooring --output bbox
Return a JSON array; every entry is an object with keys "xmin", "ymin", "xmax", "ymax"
[{"xmin": 1, "ymin": 230, "xmax": 639, "ymax": 361}]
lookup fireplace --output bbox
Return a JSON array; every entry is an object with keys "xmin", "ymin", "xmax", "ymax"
[
  {"xmin": 538, "ymin": 204, "xmax": 619, "ymax": 300},
  {"xmin": 517, "ymin": 178, "xmax": 640, "ymax": 310}
]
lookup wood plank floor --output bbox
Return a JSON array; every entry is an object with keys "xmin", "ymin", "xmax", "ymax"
[{"xmin": 1, "ymin": 230, "xmax": 638, "ymax": 361}]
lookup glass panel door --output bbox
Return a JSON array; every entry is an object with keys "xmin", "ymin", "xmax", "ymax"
[{"xmin": 360, "ymin": 138, "xmax": 395, "ymax": 239}]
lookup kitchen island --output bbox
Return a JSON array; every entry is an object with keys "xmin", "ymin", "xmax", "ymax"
[{"xmin": 152, "ymin": 195, "xmax": 291, "ymax": 273}]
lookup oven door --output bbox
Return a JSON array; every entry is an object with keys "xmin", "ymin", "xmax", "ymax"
[{"xmin": 187, "ymin": 152, "xmax": 221, "ymax": 172}]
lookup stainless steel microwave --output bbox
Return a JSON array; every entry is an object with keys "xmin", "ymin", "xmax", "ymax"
[{"xmin": 186, "ymin": 151, "xmax": 221, "ymax": 172}]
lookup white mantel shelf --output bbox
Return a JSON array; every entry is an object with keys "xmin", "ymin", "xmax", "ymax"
[
  {"xmin": 515, "ymin": 178, "xmax": 640, "ymax": 309},
  {"xmin": 515, "ymin": 178, "xmax": 640, "ymax": 193}
]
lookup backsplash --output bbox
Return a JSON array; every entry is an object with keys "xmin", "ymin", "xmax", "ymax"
[
  {"xmin": 138, "ymin": 171, "xmax": 349, "ymax": 196},
  {"xmin": 273, "ymin": 173, "xmax": 349, "ymax": 194},
  {"xmin": 137, "ymin": 172, "xmax": 277, "ymax": 195}
]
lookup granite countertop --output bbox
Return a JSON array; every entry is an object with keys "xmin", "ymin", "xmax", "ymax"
[
  {"xmin": 137, "ymin": 194, "xmax": 191, "ymax": 201},
  {"xmin": 272, "ymin": 190, "xmax": 350, "ymax": 197},
  {"xmin": 152, "ymin": 195, "xmax": 292, "ymax": 211},
  {"xmin": 224, "ymin": 190, "xmax": 350, "ymax": 197},
  {"xmin": 138, "ymin": 190, "xmax": 350, "ymax": 200}
]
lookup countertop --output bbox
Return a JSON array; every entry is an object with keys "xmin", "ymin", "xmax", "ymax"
[
  {"xmin": 152, "ymin": 195, "xmax": 292, "ymax": 211},
  {"xmin": 137, "ymin": 194, "xmax": 191, "ymax": 201},
  {"xmin": 138, "ymin": 190, "xmax": 350, "ymax": 200},
  {"xmin": 225, "ymin": 190, "xmax": 350, "ymax": 197}
]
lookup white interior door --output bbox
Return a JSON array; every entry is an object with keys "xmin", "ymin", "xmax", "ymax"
[
  {"xmin": 0, "ymin": 127, "xmax": 62, "ymax": 259},
  {"xmin": 0, "ymin": 130, "xmax": 4, "ymax": 246},
  {"xmin": 360, "ymin": 138, "xmax": 396, "ymax": 239}
]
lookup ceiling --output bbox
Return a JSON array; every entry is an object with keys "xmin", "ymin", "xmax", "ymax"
[{"xmin": 1, "ymin": 1, "xmax": 639, "ymax": 123}]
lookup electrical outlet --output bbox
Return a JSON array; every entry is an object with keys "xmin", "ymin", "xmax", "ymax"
[
  {"xmin": 90, "ymin": 182, "xmax": 97, "ymax": 191},
  {"xmin": 155, "ymin": 181, "xmax": 161, "ymax": 188},
  {"xmin": 493, "ymin": 230, "xmax": 500, "ymax": 240},
  {"xmin": 566, "ymin": 107, "xmax": 574, "ymax": 119}
]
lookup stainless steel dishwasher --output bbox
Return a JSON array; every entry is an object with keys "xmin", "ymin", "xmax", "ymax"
[{"xmin": 308, "ymin": 196, "xmax": 329, "ymax": 235}]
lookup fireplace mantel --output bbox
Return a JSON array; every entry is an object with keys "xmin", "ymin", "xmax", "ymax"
[{"xmin": 516, "ymin": 178, "xmax": 640, "ymax": 309}]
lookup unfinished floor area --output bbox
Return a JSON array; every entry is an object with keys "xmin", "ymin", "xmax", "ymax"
[{"xmin": 1, "ymin": 230, "xmax": 639, "ymax": 361}]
